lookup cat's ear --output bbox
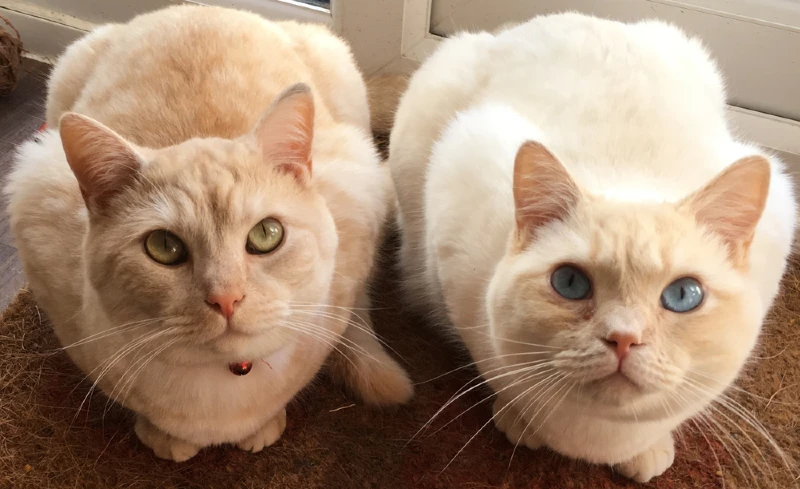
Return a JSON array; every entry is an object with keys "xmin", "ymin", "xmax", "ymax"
[
  {"xmin": 513, "ymin": 141, "xmax": 580, "ymax": 246},
  {"xmin": 683, "ymin": 155, "xmax": 770, "ymax": 261},
  {"xmin": 253, "ymin": 83, "xmax": 314, "ymax": 182},
  {"xmin": 60, "ymin": 113, "xmax": 142, "ymax": 214}
]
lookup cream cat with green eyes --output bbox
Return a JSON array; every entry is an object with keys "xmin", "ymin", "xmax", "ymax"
[
  {"xmin": 389, "ymin": 13, "xmax": 796, "ymax": 483},
  {"xmin": 5, "ymin": 5, "xmax": 411, "ymax": 461}
]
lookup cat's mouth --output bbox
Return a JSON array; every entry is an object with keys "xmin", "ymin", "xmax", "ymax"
[
  {"xmin": 218, "ymin": 327, "xmax": 259, "ymax": 339},
  {"xmin": 201, "ymin": 325, "xmax": 287, "ymax": 361},
  {"xmin": 606, "ymin": 371, "xmax": 642, "ymax": 389},
  {"xmin": 570, "ymin": 372, "xmax": 648, "ymax": 410},
  {"xmin": 567, "ymin": 363, "xmax": 643, "ymax": 389},
  {"xmin": 581, "ymin": 370, "xmax": 645, "ymax": 399}
]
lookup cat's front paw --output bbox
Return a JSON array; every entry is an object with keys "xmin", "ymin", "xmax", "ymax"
[
  {"xmin": 135, "ymin": 416, "xmax": 201, "ymax": 462},
  {"xmin": 614, "ymin": 434, "xmax": 675, "ymax": 483},
  {"xmin": 492, "ymin": 396, "xmax": 544, "ymax": 450},
  {"xmin": 237, "ymin": 409, "xmax": 287, "ymax": 453}
]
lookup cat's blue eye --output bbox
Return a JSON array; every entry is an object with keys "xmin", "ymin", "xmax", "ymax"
[
  {"xmin": 550, "ymin": 265, "xmax": 592, "ymax": 300},
  {"xmin": 661, "ymin": 277, "xmax": 704, "ymax": 313}
]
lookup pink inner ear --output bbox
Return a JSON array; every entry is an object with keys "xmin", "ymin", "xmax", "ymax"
[
  {"xmin": 513, "ymin": 141, "xmax": 580, "ymax": 242},
  {"xmin": 687, "ymin": 155, "xmax": 770, "ymax": 255},
  {"xmin": 60, "ymin": 113, "xmax": 142, "ymax": 212},
  {"xmin": 253, "ymin": 84, "xmax": 315, "ymax": 178}
]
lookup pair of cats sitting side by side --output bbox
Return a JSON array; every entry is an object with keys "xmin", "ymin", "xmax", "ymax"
[{"xmin": 5, "ymin": 5, "xmax": 795, "ymax": 484}]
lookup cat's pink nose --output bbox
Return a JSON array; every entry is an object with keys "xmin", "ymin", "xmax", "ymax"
[
  {"xmin": 603, "ymin": 332, "xmax": 641, "ymax": 362},
  {"xmin": 206, "ymin": 292, "xmax": 244, "ymax": 320}
]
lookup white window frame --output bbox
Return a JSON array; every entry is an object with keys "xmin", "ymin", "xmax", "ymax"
[
  {"xmin": 190, "ymin": 0, "xmax": 332, "ymax": 26},
  {"xmin": 342, "ymin": 0, "xmax": 800, "ymax": 156}
]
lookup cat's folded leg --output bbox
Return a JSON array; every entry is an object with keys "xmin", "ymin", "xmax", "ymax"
[
  {"xmin": 134, "ymin": 416, "xmax": 201, "ymax": 462},
  {"xmin": 613, "ymin": 433, "xmax": 675, "ymax": 483},
  {"xmin": 237, "ymin": 408, "xmax": 287, "ymax": 453},
  {"xmin": 328, "ymin": 289, "xmax": 413, "ymax": 406},
  {"xmin": 491, "ymin": 395, "xmax": 544, "ymax": 450}
]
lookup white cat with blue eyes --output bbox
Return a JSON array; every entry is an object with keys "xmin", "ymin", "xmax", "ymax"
[{"xmin": 389, "ymin": 13, "xmax": 796, "ymax": 482}]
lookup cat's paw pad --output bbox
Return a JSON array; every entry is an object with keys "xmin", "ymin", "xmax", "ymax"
[
  {"xmin": 492, "ymin": 397, "xmax": 543, "ymax": 450},
  {"xmin": 135, "ymin": 417, "xmax": 200, "ymax": 462},
  {"xmin": 614, "ymin": 435, "xmax": 675, "ymax": 483},
  {"xmin": 344, "ymin": 351, "xmax": 413, "ymax": 406},
  {"xmin": 237, "ymin": 409, "xmax": 287, "ymax": 453}
]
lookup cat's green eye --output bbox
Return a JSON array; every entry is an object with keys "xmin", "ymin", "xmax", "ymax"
[
  {"xmin": 246, "ymin": 217, "xmax": 284, "ymax": 255},
  {"xmin": 145, "ymin": 230, "xmax": 188, "ymax": 266}
]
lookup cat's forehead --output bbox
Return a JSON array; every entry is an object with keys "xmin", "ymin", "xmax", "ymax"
[
  {"xmin": 581, "ymin": 201, "xmax": 696, "ymax": 276},
  {"xmin": 146, "ymin": 139, "xmax": 255, "ymax": 185},
  {"xmin": 132, "ymin": 140, "xmax": 297, "ymax": 229}
]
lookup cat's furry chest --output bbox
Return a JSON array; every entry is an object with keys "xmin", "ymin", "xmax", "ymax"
[{"xmin": 64, "ymin": 302, "xmax": 327, "ymax": 446}]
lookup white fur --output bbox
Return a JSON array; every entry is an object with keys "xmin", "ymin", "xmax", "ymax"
[{"xmin": 390, "ymin": 13, "xmax": 796, "ymax": 482}]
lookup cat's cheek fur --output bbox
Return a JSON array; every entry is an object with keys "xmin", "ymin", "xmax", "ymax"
[{"xmin": 85, "ymin": 225, "xmax": 183, "ymax": 321}]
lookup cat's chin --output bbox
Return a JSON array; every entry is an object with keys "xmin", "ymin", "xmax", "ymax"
[
  {"xmin": 211, "ymin": 331, "xmax": 290, "ymax": 361},
  {"xmin": 168, "ymin": 331, "xmax": 292, "ymax": 366},
  {"xmin": 579, "ymin": 372, "xmax": 652, "ymax": 407},
  {"xmin": 569, "ymin": 374, "xmax": 679, "ymax": 422}
]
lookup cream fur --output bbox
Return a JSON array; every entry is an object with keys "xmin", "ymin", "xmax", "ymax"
[
  {"xmin": 390, "ymin": 13, "xmax": 796, "ymax": 482},
  {"xmin": 6, "ymin": 5, "xmax": 411, "ymax": 462}
]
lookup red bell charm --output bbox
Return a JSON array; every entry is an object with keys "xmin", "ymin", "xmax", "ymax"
[{"xmin": 229, "ymin": 361, "xmax": 253, "ymax": 376}]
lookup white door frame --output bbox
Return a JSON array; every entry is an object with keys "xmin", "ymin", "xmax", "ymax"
[{"xmin": 342, "ymin": 0, "xmax": 800, "ymax": 156}]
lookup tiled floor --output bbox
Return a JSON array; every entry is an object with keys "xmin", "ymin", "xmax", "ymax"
[{"xmin": 0, "ymin": 58, "xmax": 49, "ymax": 309}]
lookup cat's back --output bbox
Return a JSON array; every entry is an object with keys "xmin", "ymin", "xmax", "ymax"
[
  {"xmin": 392, "ymin": 13, "xmax": 732, "ymax": 219},
  {"xmin": 398, "ymin": 13, "xmax": 740, "ymax": 204},
  {"xmin": 52, "ymin": 5, "xmax": 367, "ymax": 148},
  {"xmin": 481, "ymin": 13, "xmax": 734, "ymax": 200}
]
